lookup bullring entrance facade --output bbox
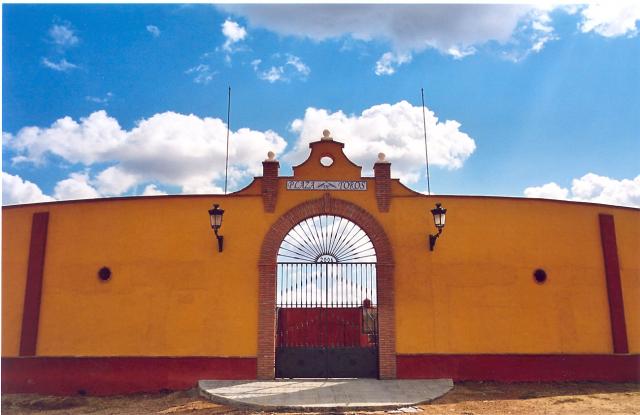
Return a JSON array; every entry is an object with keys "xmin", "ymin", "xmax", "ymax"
[{"xmin": 2, "ymin": 131, "xmax": 639, "ymax": 395}]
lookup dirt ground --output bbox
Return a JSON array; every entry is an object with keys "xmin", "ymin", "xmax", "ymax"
[{"xmin": 2, "ymin": 382, "xmax": 639, "ymax": 415}]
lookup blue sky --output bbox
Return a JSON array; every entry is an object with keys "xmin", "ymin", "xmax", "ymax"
[{"xmin": 3, "ymin": 3, "xmax": 639, "ymax": 206}]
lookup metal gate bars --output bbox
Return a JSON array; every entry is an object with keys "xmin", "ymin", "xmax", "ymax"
[{"xmin": 275, "ymin": 262, "xmax": 378, "ymax": 378}]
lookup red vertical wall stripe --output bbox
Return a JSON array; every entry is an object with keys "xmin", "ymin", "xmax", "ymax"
[
  {"xmin": 598, "ymin": 214, "xmax": 629, "ymax": 354},
  {"xmin": 19, "ymin": 211, "xmax": 50, "ymax": 356}
]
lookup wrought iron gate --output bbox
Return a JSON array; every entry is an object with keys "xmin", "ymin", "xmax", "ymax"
[{"xmin": 275, "ymin": 215, "xmax": 378, "ymax": 378}]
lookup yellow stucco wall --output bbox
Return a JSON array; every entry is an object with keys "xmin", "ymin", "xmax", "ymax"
[
  {"xmin": 3, "ymin": 141, "xmax": 639, "ymax": 358},
  {"xmin": 2, "ymin": 189, "xmax": 267, "ymax": 357},
  {"xmin": 391, "ymin": 195, "xmax": 639, "ymax": 354}
]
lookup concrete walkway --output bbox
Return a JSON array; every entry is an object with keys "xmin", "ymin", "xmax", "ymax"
[{"xmin": 198, "ymin": 379, "xmax": 454, "ymax": 411}]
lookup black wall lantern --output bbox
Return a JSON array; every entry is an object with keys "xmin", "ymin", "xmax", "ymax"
[
  {"xmin": 429, "ymin": 202, "xmax": 447, "ymax": 251},
  {"xmin": 208, "ymin": 203, "xmax": 225, "ymax": 252}
]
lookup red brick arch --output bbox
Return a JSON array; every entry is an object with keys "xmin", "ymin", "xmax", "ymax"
[{"xmin": 257, "ymin": 193, "xmax": 396, "ymax": 379}]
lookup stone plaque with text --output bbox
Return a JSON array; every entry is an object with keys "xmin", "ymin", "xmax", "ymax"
[{"xmin": 286, "ymin": 180, "xmax": 367, "ymax": 191}]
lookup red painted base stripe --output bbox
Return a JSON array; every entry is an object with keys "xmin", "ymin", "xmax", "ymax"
[
  {"xmin": 1, "ymin": 357, "xmax": 256, "ymax": 396},
  {"xmin": 397, "ymin": 354, "xmax": 640, "ymax": 382}
]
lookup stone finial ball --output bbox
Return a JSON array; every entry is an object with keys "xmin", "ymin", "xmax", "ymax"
[
  {"xmin": 323, "ymin": 129, "xmax": 331, "ymax": 138},
  {"xmin": 267, "ymin": 151, "xmax": 276, "ymax": 161},
  {"xmin": 378, "ymin": 152, "xmax": 386, "ymax": 162}
]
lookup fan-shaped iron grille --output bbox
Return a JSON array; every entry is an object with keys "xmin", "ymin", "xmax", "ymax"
[
  {"xmin": 277, "ymin": 215, "xmax": 377, "ymax": 308},
  {"xmin": 277, "ymin": 215, "xmax": 377, "ymax": 264}
]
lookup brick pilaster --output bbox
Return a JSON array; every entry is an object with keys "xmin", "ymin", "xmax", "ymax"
[
  {"xmin": 261, "ymin": 161, "xmax": 279, "ymax": 213},
  {"xmin": 377, "ymin": 263, "xmax": 396, "ymax": 379},
  {"xmin": 374, "ymin": 161, "xmax": 391, "ymax": 212},
  {"xmin": 257, "ymin": 263, "xmax": 277, "ymax": 379}
]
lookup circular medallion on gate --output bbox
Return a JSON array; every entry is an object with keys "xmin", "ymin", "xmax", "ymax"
[{"xmin": 317, "ymin": 254, "xmax": 337, "ymax": 263}]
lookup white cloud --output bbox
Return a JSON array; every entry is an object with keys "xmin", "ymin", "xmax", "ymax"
[
  {"xmin": 562, "ymin": 5, "xmax": 582, "ymax": 16},
  {"xmin": 523, "ymin": 182, "xmax": 569, "ymax": 200},
  {"xmin": 258, "ymin": 66, "xmax": 284, "ymax": 83},
  {"xmin": 527, "ymin": 9, "xmax": 557, "ymax": 52},
  {"xmin": 3, "ymin": 172, "xmax": 162, "ymax": 205},
  {"xmin": 5, "ymin": 110, "xmax": 126, "ymax": 165},
  {"xmin": 142, "ymin": 184, "xmax": 167, "ymax": 196},
  {"xmin": 2, "ymin": 172, "xmax": 55, "ymax": 205},
  {"xmin": 286, "ymin": 101, "xmax": 476, "ymax": 184},
  {"xmin": 43, "ymin": 22, "xmax": 80, "ymax": 73},
  {"xmin": 222, "ymin": 4, "xmax": 638, "ymax": 66},
  {"xmin": 180, "ymin": 178, "xmax": 225, "ymax": 195},
  {"xmin": 4, "ymin": 110, "xmax": 288, "ymax": 199},
  {"xmin": 42, "ymin": 58, "xmax": 78, "ymax": 72},
  {"xmin": 48, "ymin": 22, "xmax": 79, "ymax": 47},
  {"xmin": 498, "ymin": 8, "xmax": 558, "ymax": 62},
  {"xmin": 524, "ymin": 173, "xmax": 640, "ymax": 208},
  {"xmin": 185, "ymin": 64, "xmax": 217, "ymax": 84},
  {"xmin": 252, "ymin": 54, "xmax": 310, "ymax": 82},
  {"xmin": 374, "ymin": 52, "xmax": 412, "ymax": 76},
  {"xmin": 579, "ymin": 2, "xmax": 640, "ymax": 37},
  {"xmin": 222, "ymin": 4, "xmax": 552, "ymax": 59},
  {"xmin": 115, "ymin": 112, "xmax": 287, "ymax": 188},
  {"xmin": 447, "ymin": 46, "xmax": 476, "ymax": 60},
  {"xmin": 85, "ymin": 92, "xmax": 113, "ymax": 104},
  {"xmin": 53, "ymin": 172, "xmax": 101, "ymax": 201},
  {"xmin": 146, "ymin": 25, "xmax": 161, "ymax": 37},
  {"xmin": 94, "ymin": 166, "xmax": 138, "ymax": 196},
  {"xmin": 571, "ymin": 173, "xmax": 640, "ymax": 207},
  {"xmin": 221, "ymin": 19, "xmax": 247, "ymax": 52},
  {"xmin": 286, "ymin": 54, "xmax": 310, "ymax": 77}
]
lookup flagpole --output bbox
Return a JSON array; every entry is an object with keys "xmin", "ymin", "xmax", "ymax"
[
  {"xmin": 421, "ymin": 88, "xmax": 431, "ymax": 195},
  {"xmin": 224, "ymin": 86, "xmax": 231, "ymax": 194}
]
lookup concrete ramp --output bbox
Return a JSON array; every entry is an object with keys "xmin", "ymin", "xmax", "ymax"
[{"xmin": 198, "ymin": 378, "xmax": 453, "ymax": 411}]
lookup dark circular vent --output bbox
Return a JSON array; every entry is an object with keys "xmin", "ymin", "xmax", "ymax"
[
  {"xmin": 98, "ymin": 267, "xmax": 112, "ymax": 282},
  {"xmin": 533, "ymin": 269, "xmax": 547, "ymax": 284}
]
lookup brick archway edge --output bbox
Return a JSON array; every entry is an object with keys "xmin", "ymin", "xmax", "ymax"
[{"xmin": 257, "ymin": 193, "xmax": 396, "ymax": 379}]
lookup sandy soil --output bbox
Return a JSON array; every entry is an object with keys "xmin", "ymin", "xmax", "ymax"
[{"xmin": 2, "ymin": 382, "xmax": 639, "ymax": 414}]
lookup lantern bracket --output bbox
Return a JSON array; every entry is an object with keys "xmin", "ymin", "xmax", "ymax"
[
  {"xmin": 429, "ymin": 228, "xmax": 442, "ymax": 251},
  {"xmin": 214, "ymin": 230, "xmax": 224, "ymax": 253}
]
